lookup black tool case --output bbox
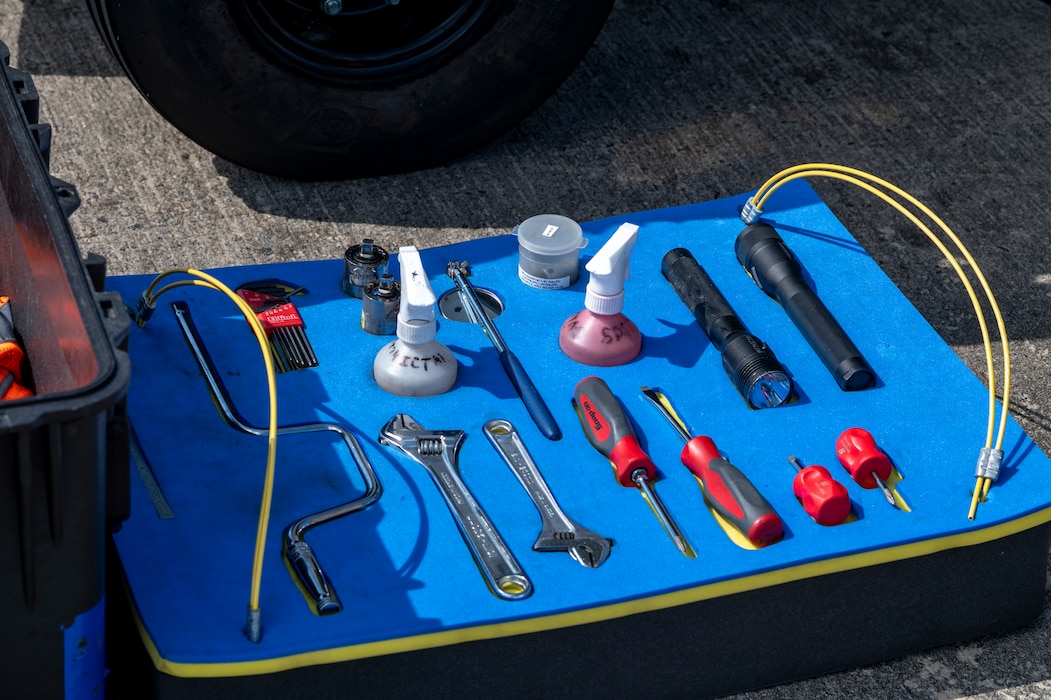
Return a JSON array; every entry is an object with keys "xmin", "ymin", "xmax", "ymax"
[{"xmin": 0, "ymin": 41, "xmax": 131, "ymax": 699}]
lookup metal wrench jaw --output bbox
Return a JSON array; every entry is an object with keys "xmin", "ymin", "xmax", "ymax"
[
  {"xmin": 533, "ymin": 529, "xmax": 613, "ymax": 568},
  {"xmin": 483, "ymin": 418, "xmax": 614, "ymax": 569},
  {"xmin": 378, "ymin": 414, "xmax": 466, "ymax": 468}
]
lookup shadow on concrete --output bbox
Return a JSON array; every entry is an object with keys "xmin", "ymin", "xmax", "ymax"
[{"xmin": 211, "ymin": 0, "xmax": 1051, "ymax": 347}]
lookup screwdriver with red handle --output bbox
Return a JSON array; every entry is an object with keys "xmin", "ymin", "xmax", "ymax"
[
  {"xmin": 573, "ymin": 376, "xmax": 690, "ymax": 556},
  {"xmin": 836, "ymin": 427, "xmax": 899, "ymax": 508},
  {"xmin": 787, "ymin": 456, "xmax": 852, "ymax": 525},
  {"xmin": 641, "ymin": 387, "xmax": 783, "ymax": 547}
]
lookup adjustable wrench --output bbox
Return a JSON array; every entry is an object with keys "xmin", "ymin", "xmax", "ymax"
[
  {"xmin": 379, "ymin": 414, "xmax": 532, "ymax": 601},
  {"xmin": 483, "ymin": 419, "xmax": 612, "ymax": 568}
]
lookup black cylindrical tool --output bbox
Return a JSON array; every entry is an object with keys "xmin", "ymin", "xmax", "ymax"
[
  {"xmin": 735, "ymin": 223, "xmax": 876, "ymax": 391},
  {"xmin": 662, "ymin": 248, "xmax": 793, "ymax": 409}
]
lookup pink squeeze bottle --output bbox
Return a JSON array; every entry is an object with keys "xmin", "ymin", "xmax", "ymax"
[{"xmin": 559, "ymin": 222, "xmax": 643, "ymax": 366}]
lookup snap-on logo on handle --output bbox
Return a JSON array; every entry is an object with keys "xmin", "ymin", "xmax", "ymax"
[{"xmin": 578, "ymin": 394, "xmax": 610, "ymax": 442}]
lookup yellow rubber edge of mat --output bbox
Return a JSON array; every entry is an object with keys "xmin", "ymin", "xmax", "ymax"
[{"xmin": 131, "ymin": 506, "xmax": 1051, "ymax": 679}]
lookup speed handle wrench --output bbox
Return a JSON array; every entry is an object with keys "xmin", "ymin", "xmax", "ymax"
[
  {"xmin": 379, "ymin": 414, "xmax": 532, "ymax": 601},
  {"xmin": 172, "ymin": 301, "xmax": 382, "ymax": 616},
  {"xmin": 483, "ymin": 419, "xmax": 612, "ymax": 568}
]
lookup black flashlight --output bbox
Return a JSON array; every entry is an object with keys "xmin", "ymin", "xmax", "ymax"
[
  {"xmin": 734, "ymin": 223, "xmax": 877, "ymax": 391},
  {"xmin": 661, "ymin": 247, "xmax": 793, "ymax": 409}
]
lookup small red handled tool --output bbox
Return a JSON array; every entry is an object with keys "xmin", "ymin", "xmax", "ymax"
[
  {"xmin": 573, "ymin": 376, "xmax": 690, "ymax": 556},
  {"xmin": 836, "ymin": 427, "xmax": 899, "ymax": 509},
  {"xmin": 787, "ymin": 456, "xmax": 851, "ymax": 526},
  {"xmin": 0, "ymin": 296, "xmax": 31, "ymax": 400}
]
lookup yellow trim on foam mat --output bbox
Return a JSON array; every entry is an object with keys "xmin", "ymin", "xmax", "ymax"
[{"xmin": 136, "ymin": 507, "xmax": 1051, "ymax": 679}]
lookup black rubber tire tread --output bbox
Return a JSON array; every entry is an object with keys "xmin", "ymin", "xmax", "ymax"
[{"xmin": 87, "ymin": 1, "xmax": 614, "ymax": 180}]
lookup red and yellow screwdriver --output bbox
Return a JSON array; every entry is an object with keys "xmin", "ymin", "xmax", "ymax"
[
  {"xmin": 641, "ymin": 387, "xmax": 783, "ymax": 547},
  {"xmin": 573, "ymin": 376, "xmax": 691, "ymax": 556}
]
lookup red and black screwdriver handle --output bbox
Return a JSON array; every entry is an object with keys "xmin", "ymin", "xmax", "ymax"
[
  {"xmin": 573, "ymin": 376, "xmax": 656, "ymax": 487},
  {"xmin": 681, "ymin": 436, "xmax": 784, "ymax": 547},
  {"xmin": 575, "ymin": 376, "xmax": 782, "ymax": 547}
]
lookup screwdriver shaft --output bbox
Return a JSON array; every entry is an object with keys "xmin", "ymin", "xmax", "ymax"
[
  {"xmin": 449, "ymin": 262, "xmax": 560, "ymax": 441},
  {"xmin": 573, "ymin": 377, "xmax": 691, "ymax": 556},
  {"xmin": 836, "ymin": 428, "xmax": 901, "ymax": 510},
  {"xmin": 641, "ymin": 386, "xmax": 691, "ymax": 442},
  {"xmin": 632, "ymin": 468, "xmax": 688, "ymax": 555},
  {"xmin": 873, "ymin": 471, "xmax": 897, "ymax": 507}
]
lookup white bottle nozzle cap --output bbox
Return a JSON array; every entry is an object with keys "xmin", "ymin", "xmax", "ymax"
[
  {"xmin": 396, "ymin": 246, "xmax": 437, "ymax": 344},
  {"xmin": 584, "ymin": 222, "xmax": 639, "ymax": 315}
]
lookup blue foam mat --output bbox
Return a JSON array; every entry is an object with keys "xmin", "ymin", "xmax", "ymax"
[{"xmin": 109, "ymin": 181, "xmax": 1051, "ymax": 673}]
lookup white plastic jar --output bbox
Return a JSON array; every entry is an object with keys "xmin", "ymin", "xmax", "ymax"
[{"xmin": 513, "ymin": 214, "xmax": 587, "ymax": 290}]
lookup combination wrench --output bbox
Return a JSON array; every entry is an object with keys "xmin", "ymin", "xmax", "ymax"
[{"xmin": 483, "ymin": 419, "xmax": 612, "ymax": 568}]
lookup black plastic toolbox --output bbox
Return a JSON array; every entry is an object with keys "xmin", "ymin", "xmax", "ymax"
[{"xmin": 0, "ymin": 41, "xmax": 131, "ymax": 699}]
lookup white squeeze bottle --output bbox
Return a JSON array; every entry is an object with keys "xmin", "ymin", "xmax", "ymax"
[{"xmin": 373, "ymin": 246, "xmax": 458, "ymax": 396}]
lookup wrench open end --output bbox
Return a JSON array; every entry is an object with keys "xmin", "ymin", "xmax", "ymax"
[
  {"xmin": 533, "ymin": 526, "xmax": 613, "ymax": 568},
  {"xmin": 567, "ymin": 538, "xmax": 614, "ymax": 569}
]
